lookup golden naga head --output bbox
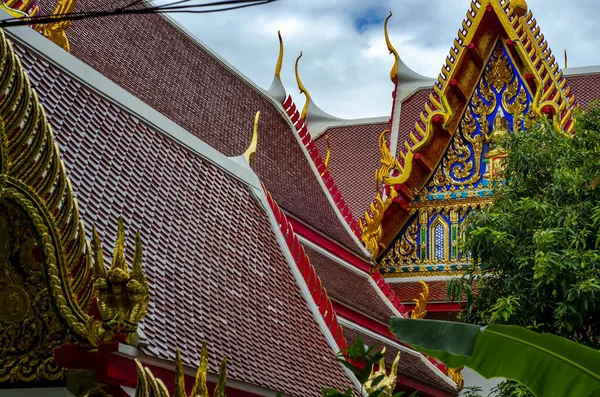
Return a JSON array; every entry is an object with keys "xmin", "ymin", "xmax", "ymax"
[
  {"xmin": 364, "ymin": 348, "xmax": 401, "ymax": 397},
  {"xmin": 90, "ymin": 217, "xmax": 149, "ymax": 344}
]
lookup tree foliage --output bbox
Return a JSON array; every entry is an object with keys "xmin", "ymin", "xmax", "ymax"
[{"xmin": 448, "ymin": 104, "xmax": 600, "ymax": 395}]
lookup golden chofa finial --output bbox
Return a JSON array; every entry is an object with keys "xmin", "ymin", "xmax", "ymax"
[
  {"xmin": 90, "ymin": 218, "xmax": 149, "ymax": 344},
  {"xmin": 322, "ymin": 133, "xmax": 332, "ymax": 176},
  {"xmin": 134, "ymin": 344, "xmax": 227, "ymax": 397},
  {"xmin": 275, "ymin": 30, "xmax": 284, "ymax": 80},
  {"xmin": 410, "ymin": 280, "xmax": 429, "ymax": 319},
  {"xmin": 384, "ymin": 11, "xmax": 400, "ymax": 85},
  {"xmin": 564, "ymin": 49, "xmax": 568, "ymax": 69},
  {"xmin": 365, "ymin": 348, "xmax": 401, "ymax": 397},
  {"xmin": 243, "ymin": 111, "xmax": 260, "ymax": 165},
  {"xmin": 295, "ymin": 52, "xmax": 311, "ymax": 121},
  {"xmin": 510, "ymin": 0, "xmax": 528, "ymax": 17}
]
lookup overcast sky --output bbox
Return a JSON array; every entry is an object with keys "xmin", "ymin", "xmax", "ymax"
[{"xmin": 170, "ymin": 0, "xmax": 600, "ymax": 120}]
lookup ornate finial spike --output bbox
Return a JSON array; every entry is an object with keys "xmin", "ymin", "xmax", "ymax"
[
  {"xmin": 174, "ymin": 350, "xmax": 186, "ymax": 397},
  {"xmin": 410, "ymin": 281, "xmax": 429, "ymax": 319},
  {"xmin": 214, "ymin": 357, "xmax": 228, "ymax": 397},
  {"xmin": 275, "ymin": 30, "xmax": 284, "ymax": 79},
  {"xmin": 242, "ymin": 111, "xmax": 260, "ymax": 165},
  {"xmin": 384, "ymin": 11, "xmax": 399, "ymax": 85},
  {"xmin": 43, "ymin": 0, "xmax": 78, "ymax": 52},
  {"xmin": 510, "ymin": 0, "xmax": 528, "ymax": 17},
  {"xmin": 322, "ymin": 134, "xmax": 332, "ymax": 175},
  {"xmin": 190, "ymin": 342, "xmax": 210, "ymax": 397},
  {"xmin": 365, "ymin": 348, "xmax": 400, "ymax": 396},
  {"xmin": 132, "ymin": 231, "xmax": 144, "ymax": 279},
  {"xmin": 110, "ymin": 217, "xmax": 127, "ymax": 272},
  {"xmin": 92, "ymin": 226, "xmax": 107, "ymax": 279},
  {"xmin": 295, "ymin": 52, "xmax": 311, "ymax": 121},
  {"xmin": 564, "ymin": 49, "xmax": 568, "ymax": 69}
]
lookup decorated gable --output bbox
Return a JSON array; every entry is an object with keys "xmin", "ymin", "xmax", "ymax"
[{"xmin": 380, "ymin": 41, "xmax": 534, "ymax": 277}]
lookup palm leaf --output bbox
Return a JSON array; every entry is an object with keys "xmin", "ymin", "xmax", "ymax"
[{"xmin": 390, "ymin": 318, "xmax": 600, "ymax": 397}]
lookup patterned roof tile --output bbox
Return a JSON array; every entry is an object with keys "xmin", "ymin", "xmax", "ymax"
[{"xmin": 16, "ymin": 42, "xmax": 353, "ymax": 397}]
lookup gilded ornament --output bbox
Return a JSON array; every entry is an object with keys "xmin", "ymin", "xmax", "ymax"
[
  {"xmin": 446, "ymin": 367, "xmax": 465, "ymax": 391},
  {"xmin": 364, "ymin": 348, "xmax": 401, "ymax": 397},
  {"xmin": 275, "ymin": 30, "xmax": 283, "ymax": 80},
  {"xmin": 360, "ymin": 194, "xmax": 389, "ymax": 258},
  {"xmin": 0, "ymin": 27, "xmax": 93, "ymax": 345},
  {"xmin": 383, "ymin": 11, "xmax": 399, "ymax": 84},
  {"xmin": 91, "ymin": 218, "xmax": 149, "ymax": 344},
  {"xmin": 242, "ymin": 111, "xmax": 260, "ymax": 166},
  {"xmin": 134, "ymin": 343, "xmax": 227, "ymax": 397},
  {"xmin": 410, "ymin": 281, "xmax": 429, "ymax": 319},
  {"xmin": 375, "ymin": 129, "xmax": 402, "ymax": 194},
  {"xmin": 42, "ymin": 0, "xmax": 79, "ymax": 52},
  {"xmin": 295, "ymin": 52, "xmax": 311, "ymax": 121},
  {"xmin": 322, "ymin": 133, "xmax": 331, "ymax": 176}
]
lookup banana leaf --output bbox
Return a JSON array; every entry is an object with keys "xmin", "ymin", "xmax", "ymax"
[{"xmin": 389, "ymin": 318, "xmax": 600, "ymax": 397}]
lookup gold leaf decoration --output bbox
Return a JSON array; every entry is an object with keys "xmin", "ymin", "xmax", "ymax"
[
  {"xmin": 90, "ymin": 218, "xmax": 149, "ymax": 344},
  {"xmin": 410, "ymin": 281, "xmax": 429, "ymax": 319},
  {"xmin": 364, "ymin": 348, "xmax": 401, "ymax": 397},
  {"xmin": 0, "ymin": 28, "xmax": 92, "ymax": 341},
  {"xmin": 134, "ymin": 344, "xmax": 227, "ymax": 397}
]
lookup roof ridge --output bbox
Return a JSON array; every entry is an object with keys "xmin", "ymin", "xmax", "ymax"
[{"xmin": 4, "ymin": 19, "xmax": 260, "ymax": 192}]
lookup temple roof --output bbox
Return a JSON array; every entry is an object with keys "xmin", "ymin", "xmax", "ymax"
[
  {"xmin": 313, "ymin": 121, "xmax": 389, "ymax": 219},
  {"xmin": 13, "ymin": 32, "xmax": 355, "ymax": 396},
  {"xmin": 36, "ymin": 0, "xmax": 367, "ymax": 257}
]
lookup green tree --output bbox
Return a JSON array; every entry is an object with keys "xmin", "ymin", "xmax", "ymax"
[{"xmin": 448, "ymin": 104, "xmax": 600, "ymax": 394}]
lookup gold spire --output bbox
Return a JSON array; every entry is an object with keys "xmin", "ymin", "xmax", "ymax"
[
  {"xmin": 322, "ymin": 133, "xmax": 332, "ymax": 176},
  {"xmin": 295, "ymin": 52, "xmax": 311, "ymax": 121},
  {"xmin": 275, "ymin": 30, "xmax": 284, "ymax": 80},
  {"xmin": 410, "ymin": 281, "xmax": 429, "ymax": 319},
  {"xmin": 384, "ymin": 11, "xmax": 399, "ymax": 84},
  {"xmin": 564, "ymin": 49, "xmax": 568, "ymax": 69},
  {"xmin": 243, "ymin": 111, "xmax": 260, "ymax": 165}
]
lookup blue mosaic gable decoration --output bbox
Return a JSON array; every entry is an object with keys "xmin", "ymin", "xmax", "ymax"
[{"xmin": 380, "ymin": 41, "xmax": 533, "ymax": 277}]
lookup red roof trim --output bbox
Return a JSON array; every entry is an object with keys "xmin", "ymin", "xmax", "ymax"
[
  {"xmin": 282, "ymin": 96, "xmax": 361, "ymax": 238},
  {"xmin": 263, "ymin": 183, "xmax": 348, "ymax": 352},
  {"xmin": 372, "ymin": 269, "xmax": 408, "ymax": 315},
  {"xmin": 288, "ymin": 216, "xmax": 371, "ymax": 273},
  {"xmin": 403, "ymin": 302, "xmax": 462, "ymax": 313}
]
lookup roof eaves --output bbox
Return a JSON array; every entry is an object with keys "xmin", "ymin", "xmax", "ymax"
[
  {"xmin": 298, "ymin": 236, "xmax": 408, "ymax": 318},
  {"xmin": 253, "ymin": 183, "xmax": 362, "ymax": 392},
  {"xmin": 4, "ymin": 18, "xmax": 260, "ymax": 193},
  {"xmin": 313, "ymin": 116, "xmax": 391, "ymax": 140},
  {"xmin": 563, "ymin": 65, "xmax": 600, "ymax": 77}
]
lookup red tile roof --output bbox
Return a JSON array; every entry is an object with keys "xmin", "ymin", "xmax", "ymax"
[
  {"xmin": 566, "ymin": 73, "xmax": 600, "ymax": 109},
  {"xmin": 314, "ymin": 122, "xmax": 389, "ymax": 219},
  {"xmin": 395, "ymin": 88, "xmax": 432, "ymax": 161},
  {"xmin": 342, "ymin": 324, "xmax": 457, "ymax": 395},
  {"xmin": 34, "ymin": 0, "xmax": 363, "ymax": 255},
  {"xmin": 390, "ymin": 281, "xmax": 449, "ymax": 303},
  {"xmin": 303, "ymin": 245, "xmax": 395, "ymax": 325},
  {"xmin": 16, "ymin": 42, "xmax": 354, "ymax": 397}
]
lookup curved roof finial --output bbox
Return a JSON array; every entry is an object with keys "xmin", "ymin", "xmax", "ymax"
[
  {"xmin": 275, "ymin": 30, "xmax": 284, "ymax": 80},
  {"xmin": 322, "ymin": 133, "xmax": 332, "ymax": 176},
  {"xmin": 564, "ymin": 49, "xmax": 568, "ymax": 69},
  {"xmin": 384, "ymin": 11, "xmax": 400, "ymax": 85},
  {"xmin": 295, "ymin": 52, "xmax": 311, "ymax": 121},
  {"xmin": 243, "ymin": 111, "xmax": 260, "ymax": 165}
]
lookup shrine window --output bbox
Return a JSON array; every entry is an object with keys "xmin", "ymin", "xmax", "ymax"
[{"xmin": 430, "ymin": 217, "xmax": 449, "ymax": 262}]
